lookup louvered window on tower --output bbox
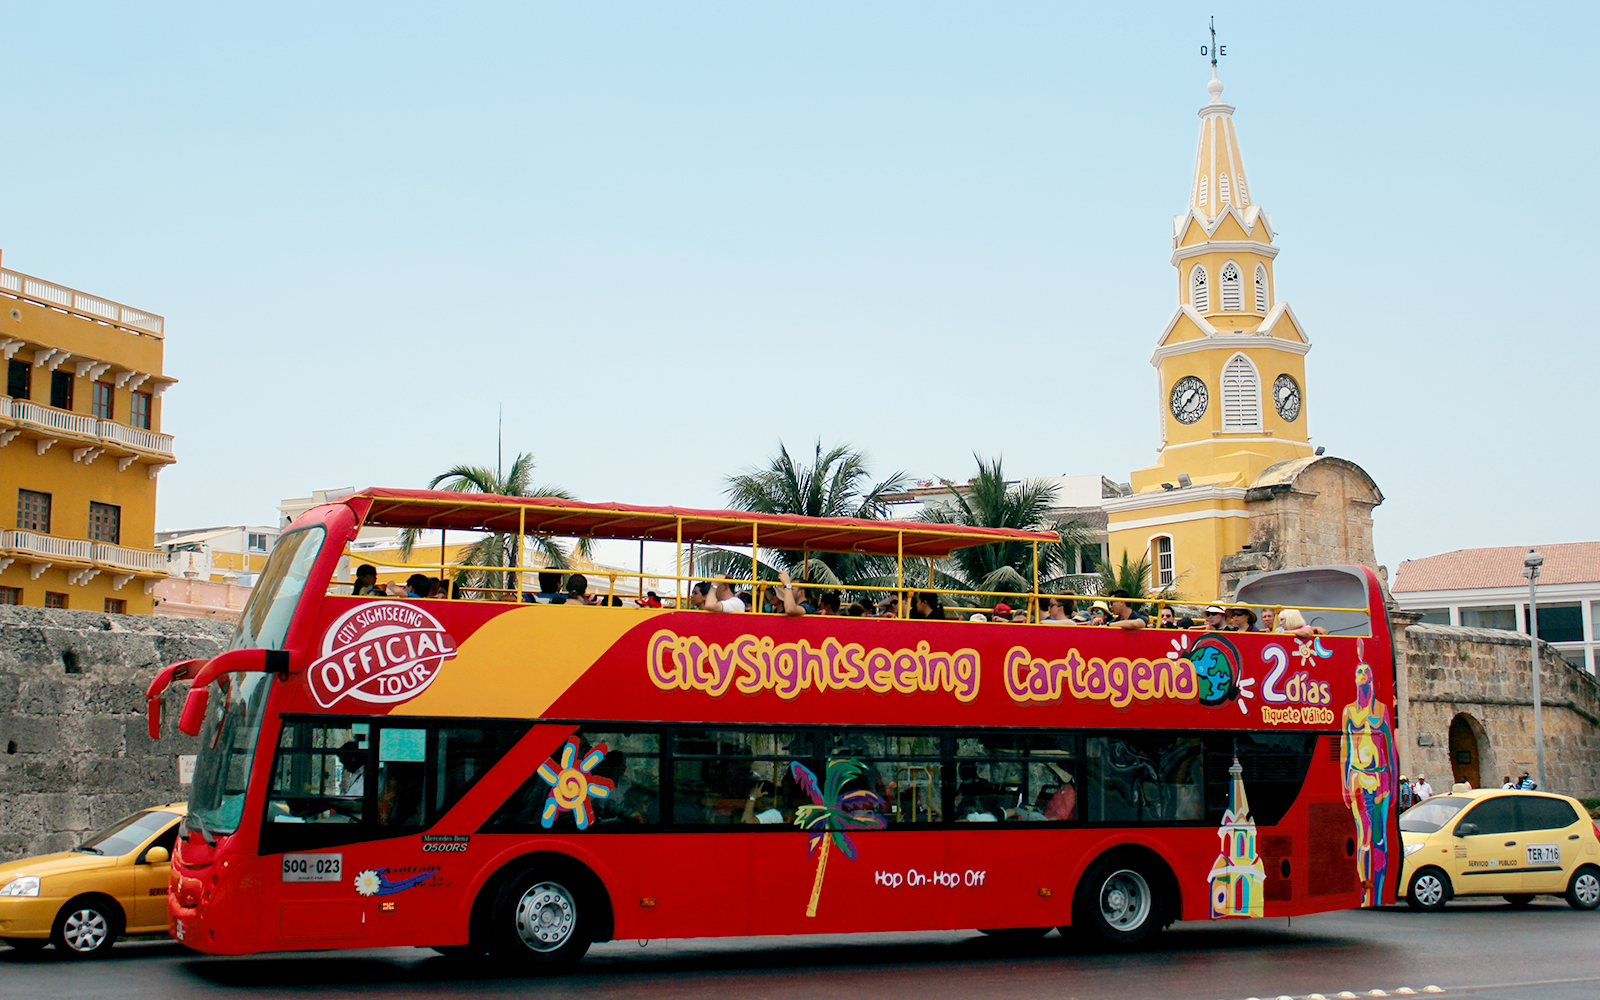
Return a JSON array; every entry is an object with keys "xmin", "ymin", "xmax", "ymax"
[
  {"xmin": 1237, "ymin": 177, "xmax": 1248, "ymax": 205},
  {"xmin": 1190, "ymin": 265, "xmax": 1209, "ymax": 313},
  {"xmin": 1220, "ymin": 261, "xmax": 1242, "ymax": 311},
  {"xmin": 1219, "ymin": 173, "xmax": 1231, "ymax": 205},
  {"xmin": 1221, "ymin": 355, "xmax": 1261, "ymax": 431},
  {"xmin": 1198, "ymin": 176, "xmax": 1209, "ymax": 207},
  {"xmin": 1255, "ymin": 265, "xmax": 1268, "ymax": 312}
]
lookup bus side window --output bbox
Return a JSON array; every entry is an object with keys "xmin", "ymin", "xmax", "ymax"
[
  {"xmin": 828, "ymin": 731, "xmax": 942, "ymax": 826},
  {"xmin": 484, "ymin": 728, "xmax": 663, "ymax": 832},
  {"xmin": 671, "ymin": 729, "xmax": 811, "ymax": 827},
  {"xmin": 956, "ymin": 731, "xmax": 1080, "ymax": 823},
  {"xmin": 266, "ymin": 721, "xmax": 369, "ymax": 825},
  {"xmin": 1085, "ymin": 734, "xmax": 1203, "ymax": 823}
]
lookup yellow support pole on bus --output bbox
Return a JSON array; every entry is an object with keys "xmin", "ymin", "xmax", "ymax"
[
  {"xmin": 518, "ymin": 507, "xmax": 527, "ymax": 601},
  {"xmin": 751, "ymin": 523, "xmax": 759, "ymax": 596},
  {"xmin": 896, "ymin": 531, "xmax": 904, "ymax": 619},
  {"xmin": 675, "ymin": 518, "xmax": 683, "ymax": 608}
]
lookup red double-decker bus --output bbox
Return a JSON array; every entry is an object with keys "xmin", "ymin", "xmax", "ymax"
[{"xmin": 147, "ymin": 488, "xmax": 1399, "ymax": 968}]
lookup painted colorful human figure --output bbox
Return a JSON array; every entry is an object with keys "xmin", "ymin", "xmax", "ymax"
[{"xmin": 1339, "ymin": 661, "xmax": 1396, "ymax": 906}]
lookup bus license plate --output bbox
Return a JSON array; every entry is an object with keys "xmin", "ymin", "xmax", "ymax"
[
  {"xmin": 282, "ymin": 853, "xmax": 344, "ymax": 882},
  {"xmin": 1526, "ymin": 844, "xmax": 1560, "ymax": 865}
]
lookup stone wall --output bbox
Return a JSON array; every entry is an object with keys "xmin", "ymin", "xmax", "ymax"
[
  {"xmin": 1395, "ymin": 620, "xmax": 1600, "ymax": 799},
  {"xmin": 0, "ymin": 607, "xmax": 231, "ymax": 860}
]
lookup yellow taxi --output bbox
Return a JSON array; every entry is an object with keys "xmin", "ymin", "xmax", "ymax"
[
  {"xmin": 0, "ymin": 804, "xmax": 185, "ymax": 957},
  {"xmin": 1399, "ymin": 788, "xmax": 1600, "ymax": 911}
]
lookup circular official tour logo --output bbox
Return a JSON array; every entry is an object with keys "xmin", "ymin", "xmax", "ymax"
[{"xmin": 306, "ymin": 601, "xmax": 457, "ymax": 709}]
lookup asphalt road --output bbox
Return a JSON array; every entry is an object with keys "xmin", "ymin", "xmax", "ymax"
[{"xmin": 4, "ymin": 899, "xmax": 1597, "ymax": 1000}]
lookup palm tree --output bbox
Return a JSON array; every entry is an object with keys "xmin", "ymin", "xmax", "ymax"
[
  {"xmin": 790, "ymin": 758, "xmax": 886, "ymax": 917},
  {"xmin": 1095, "ymin": 550, "xmax": 1180, "ymax": 612},
  {"xmin": 398, "ymin": 453, "xmax": 587, "ymax": 597},
  {"xmin": 695, "ymin": 441, "xmax": 908, "ymax": 593},
  {"xmin": 918, "ymin": 455, "xmax": 1096, "ymax": 602}
]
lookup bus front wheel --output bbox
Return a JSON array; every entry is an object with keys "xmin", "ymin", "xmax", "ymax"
[
  {"xmin": 1069, "ymin": 854, "xmax": 1170, "ymax": 949},
  {"xmin": 489, "ymin": 869, "xmax": 593, "ymax": 971}
]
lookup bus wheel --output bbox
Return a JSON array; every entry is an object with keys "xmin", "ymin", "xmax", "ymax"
[
  {"xmin": 1071, "ymin": 856, "xmax": 1166, "ymax": 949},
  {"xmin": 50, "ymin": 897, "xmax": 120, "ymax": 958},
  {"xmin": 1566, "ymin": 865, "xmax": 1600, "ymax": 911},
  {"xmin": 490, "ymin": 870, "xmax": 593, "ymax": 971},
  {"xmin": 977, "ymin": 927, "xmax": 1050, "ymax": 940},
  {"xmin": 1405, "ymin": 868, "xmax": 1450, "ymax": 912}
]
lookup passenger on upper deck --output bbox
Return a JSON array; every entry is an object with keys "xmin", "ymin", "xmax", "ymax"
[
  {"xmin": 910, "ymin": 592, "xmax": 945, "ymax": 621},
  {"xmin": 1274, "ymin": 608, "xmax": 1329, "ymax": 638},
  {"xmin": 1088, "ymin": 602, "xmax": 1110, "ymax": 626},
  {"xmin": 1105, "ymin": 590, "xmax": 1146, "ymax": 630},
  {"xmin": 1257, "ymin": 607, "xmax": 1277, "ymax": 633},
  {"xmin": 564, "ymin": 574, "xmax": 594, "ymax": 606},
  {"xmin": 1201, "ymin": 605, "xmax": 1228, "ymax": 630},
  {"xmin": 694, "ymin": 579, "xmax": 745, "ymax": 614},
  {"xmin": 1227, "ymin": 607, "xmax": 1257, "ymax": 632},
  {"xmin": 1154, "ymin": 605, "xmax": 1177, "ymax": 628},
  {"xmin": 1041, "ymin": 596, "xmax": 1073, "ymax": 624},
  {"xmin": 405, "ymin": 574, "xmax": 431, "ymax": 599},
  {"xmin": 526, "ymin": 572, "xmax": 565, "ymax": 604},
  {"xmin": 353, "ymin": 564, "xmax": 380, "ymax": 596},
  {"xmin": 636, "ymin": 591, "xmax": 664, "ymax": 608}
]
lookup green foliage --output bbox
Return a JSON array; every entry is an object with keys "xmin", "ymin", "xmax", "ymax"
[
  {"xmin": 1581, "ymin": 797, "xmax": 1600, "ymax": 819},
  {"xmin": 1095, "ymin": 549, "xmax": 1181, "ymax": 612},
  {"xmin": 918, "ymin": 455, "xmax": 1094, "ymax": 601},
  {"xmin": 398, "ymin": 452, "xmax": 587, "ymax": 597},
  {"xmin": 697, "ymin": 441, "xmax": 907, "ymax": 597}
]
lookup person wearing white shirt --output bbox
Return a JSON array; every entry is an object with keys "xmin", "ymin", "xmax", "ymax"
[
  {"xmin": 695, "ymin": 580, "xmax": 745, "ymax": 614},
  {"xmin": 1413, "ymin": 774, "xmax": 1433, "ymax": 801}
]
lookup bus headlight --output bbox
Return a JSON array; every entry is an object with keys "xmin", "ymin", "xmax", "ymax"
[
  {"xmin": 1403, "ymin": 843, "xmax": 1424, "ymax": 858},
  {"xmin": 0, "ymin": 876, "xmax": 40, "ymax": 896}
]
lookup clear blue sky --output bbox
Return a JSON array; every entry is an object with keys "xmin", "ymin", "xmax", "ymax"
[{"xmin": 4, "ymin": 3, "xmax": 1595, "ymax": 575}]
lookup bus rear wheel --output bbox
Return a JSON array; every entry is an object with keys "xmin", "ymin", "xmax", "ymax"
[
  {"xmin": 489, "ymin": 870, "xmax": 592, "ymax": 971},
  {"xmin": 1070, "ymin": 855, "xmax": 1168, "ymax": 949}
]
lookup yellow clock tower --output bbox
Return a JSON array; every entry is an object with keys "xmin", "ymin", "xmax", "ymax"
[{"xmin": 1106, "ymin": 67, "xmax": 1317, "ymax": 602}]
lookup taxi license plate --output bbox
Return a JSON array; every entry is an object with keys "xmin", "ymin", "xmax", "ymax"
[
  {"xmin": 1526, "ymin": 844, "xmax": 1560, "ymax": 865},
  {"xmin": 282, "ymin": 853, "xmax": 344, "ymax": 882}
]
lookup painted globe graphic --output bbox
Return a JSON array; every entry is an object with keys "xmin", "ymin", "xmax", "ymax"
[{"xmin": 1190, "ymin": 637, "xmax": 1241, "ymax": 707}]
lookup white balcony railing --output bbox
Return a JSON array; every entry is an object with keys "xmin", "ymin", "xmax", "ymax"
[
  {"xmin": 92, "ymin": 543, "xmax": 166, "ymax": 572},
  {"xmin": 0, "ymin": 268, "xmax": 164, "ymax": 336},
  {"xmin": 13, "ymin": 399, "xmax": 97, "ymax": 437},
  {"xmin": 98, "ymin": 420, "xmax": 174, "ymax": 457},
  {"xmin": 1, "ymin": 530, "xmax": 92, "ymax": 561}
]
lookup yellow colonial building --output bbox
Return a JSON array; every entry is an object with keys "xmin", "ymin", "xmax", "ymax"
[
  {"xmin": 1105, "ymin": 70, "xmax": 1322, "ymax": 603},
  {"xmin": 0, "ymin": 254, "xmax": 175, "ymax": 613}
]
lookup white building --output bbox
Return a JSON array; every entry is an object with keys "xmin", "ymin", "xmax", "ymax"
[{"xmin": 1392, "ymin": 542, "xmax": 1600, "ymax": 675}]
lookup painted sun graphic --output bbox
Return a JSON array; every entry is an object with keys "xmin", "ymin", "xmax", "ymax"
[{"xmin": 537, "ymin": 737, "xmax": 614, "ymax": 830}]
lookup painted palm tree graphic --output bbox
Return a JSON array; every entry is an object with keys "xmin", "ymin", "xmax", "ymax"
[{"xmin": 791, "ymin": 759, "xmax": 886, "ymax": 918}]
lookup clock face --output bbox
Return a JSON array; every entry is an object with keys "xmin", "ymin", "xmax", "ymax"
[
  {"xmin": 1169, "ymin": 376, "xmax": 1208, "ymax": 424},
  {"xmin": 1273, "ymin": 374, "xmax": 1302, "ymax": 422}
]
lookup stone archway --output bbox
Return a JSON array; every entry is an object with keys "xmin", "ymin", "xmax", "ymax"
[{"xmin": 1448, "ymin": 713, "xmax": 1492, "ymax": 790}]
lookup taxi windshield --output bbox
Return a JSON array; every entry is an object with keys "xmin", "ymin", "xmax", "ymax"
[
  {"xmin": 77, "ymin": 809, "xmax": 180, "ymax": 856},
  {"xmin": 1399, "ymin": 795, "xmax": 1469, "ymax": 833}
]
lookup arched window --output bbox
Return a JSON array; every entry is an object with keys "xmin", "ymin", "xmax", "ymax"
[
  {"xmin": 1219, "ymin": 172, "xmax": 1232, "ymax": 205},
  {"xmin": 1221, "ymin": 353, "xmax": 1262, "ymax": 431},
  {"xmin": 1198, "ymin": 176, "xmax": 1209, "ymax": 207},
  {"xmin": 1236, "ymin": 176, "xmax": 1248, "ymax": 206},
  {"xmin": 1220, "ymin": 260, "xmax": 1242, "ymax": 312},
  {"xmin": 1190, "ymin": 264, "xmax": 1209, "ymax": 313},
  {"xmin": 1151, "ymin": 536, "xmax": 1174, "ymax": 588},
  {"xmin": 1254, "ymin": 264, "xmax": 1269, "ymax": 313}
]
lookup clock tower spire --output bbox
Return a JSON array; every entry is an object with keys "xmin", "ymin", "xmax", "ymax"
[{"xmin": 1105, "ymin": 41, "xmax": 1319, "ymax": 601}]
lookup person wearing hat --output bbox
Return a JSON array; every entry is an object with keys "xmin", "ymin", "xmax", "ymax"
[
  {"xmin": 1105, "ymin": 589, "xmax": 1146, "ymax": 630},
  {"xmin": 1413, "ymin": 773, "xmax": 1433, "ymax": 801},
  {"xmin": 1227, "ymin": 607, "xmax": 1258, "ymax": 632},
  {"xmin": 1088, "ymin": 601, "xmax": 1111, "ymax": 625},
  {"xmin": 991, "ymin": 602, "xmax": 1015, "ymax": 623},
  {"xmin": 1398, "ymin": 774, "xmax": 1415, "ymax": 811},
  {"xmin": 874, "ymin": 594, "xmax": 901, "ymax": 617},
  {"xmin": 1202, "ymin": 605, "xmax": 1228, "ymax": 630}
]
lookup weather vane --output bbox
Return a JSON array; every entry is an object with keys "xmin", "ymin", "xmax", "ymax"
[{"xmin": 1201, "ymin": 16, "xmax": 1226, "ymax": 72}]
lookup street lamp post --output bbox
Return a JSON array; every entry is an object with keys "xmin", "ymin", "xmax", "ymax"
[{"xmin": 1524, "ymin": 548, "xmax": 1546, "ymax": 790}]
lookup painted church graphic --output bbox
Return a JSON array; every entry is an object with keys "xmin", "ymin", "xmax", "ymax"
[{"xmin": 1207, "ymin": 755, "xmax": 1265, "ymax": 918}]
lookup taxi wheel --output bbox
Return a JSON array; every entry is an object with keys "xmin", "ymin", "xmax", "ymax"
[
  {"xmin": 50, "ymin": 898, "xmax": 120, "ymax": 958},
  {"xmin": 1502, "ymin": 894, "xmax": 1535, "ymax": 908},
  {"xmin": 1566, "ymin": 865, "xmax": 1600, "ymax": 911},
  {"xmin": 1405, "ymin": 867, "xmax": 1450, "ymax": 912}
]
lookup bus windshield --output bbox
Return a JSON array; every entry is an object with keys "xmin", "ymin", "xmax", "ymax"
[
  {"xmin": 188, "ymin": 671, "xmax": 274, "ymax": 837},
  {"xmin": 1399, "ymin": 795, "xmax": 1469, "ymax": 833},
  {"xmin": 230, "ymin": 526, "xmax": 325, "ymax": 652}
]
